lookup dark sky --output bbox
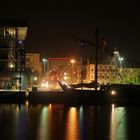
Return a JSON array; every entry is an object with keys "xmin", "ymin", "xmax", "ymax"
[{"xmin": 0, "ymin": 0, "xmax": 140, "ymax": 60}]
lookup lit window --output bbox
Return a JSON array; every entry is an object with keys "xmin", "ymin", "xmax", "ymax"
[
  {"xmin": 106, "ymin": 74, "xmax": 109, "ymax": 79},
  {"xmin": 106, "ymin": 67, "xmax": 109, "ymax": 72},
  {"xmin": 91, "ymin": 75, "xmax": 94, "ymax": 80}
]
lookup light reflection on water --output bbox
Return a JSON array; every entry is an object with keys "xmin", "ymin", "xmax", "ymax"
[
  {"xmin": 110, "ymin": 104, "xmax": 127, "ymax": 140},
  {"xmin": 65, "ymin": 107, "xmax": 79, "ymax": 140},
  {"xmin": 0, "ymin": 103, "xmax": 140, "ymax": 140},
  {"xmin": 37, "ymin": 106, "xmax": 48, "ymax": 140}
]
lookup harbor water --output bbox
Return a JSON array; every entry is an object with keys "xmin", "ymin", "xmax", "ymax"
[{"xmin": 0, "ymin": 103, "xmax": 140, "ymax": 140}]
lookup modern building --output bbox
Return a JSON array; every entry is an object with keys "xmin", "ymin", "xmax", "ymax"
[{"xmin": 0, "ymin": 19, "xmax": 28, "ymax": 90}]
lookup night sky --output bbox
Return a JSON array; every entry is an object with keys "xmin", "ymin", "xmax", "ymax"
[{"xmin": 0, "ymin": 0, "xmax": 140, "ymax": 60}]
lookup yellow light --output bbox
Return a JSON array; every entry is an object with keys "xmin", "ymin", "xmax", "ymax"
[
  {"xmin": 49, "ymin": 104, "xmax": 52, "ymax": 109},
  {"xmin": 9, "ymin": 63, "xmax": 14, "ymax": 68},
  {"xmin": 64, "ymin": 76, "xmax": 67, "ymax": 80},
  {"xmin": 111, "ymin": 90, "xmax": 116, "ymax": 95},
  {"xmin": 25, "ymin": 89, "xmax": 29, "ymax": 97},
  {"xmin": 34, "ymin": 76, "xmax": 38, "ymax": 81},
  {"xmin": 17, "ymin": 27, "xmax": 28, "ymax": 40},
  {"xmin": 25, "ymin": 100, "xmax": 29, "ymax": 108},
  {"xmin": 41, "ymin": 81, "xmax": 48, "ymax": 88},
  {"xmin": 70, "ymin": 59, "xmax": 75, "ymax": 63}
]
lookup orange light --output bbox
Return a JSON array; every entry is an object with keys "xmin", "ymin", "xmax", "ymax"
[{"xmin": 70, "ymin": 59, "xmax": 75, "ymax": 63}]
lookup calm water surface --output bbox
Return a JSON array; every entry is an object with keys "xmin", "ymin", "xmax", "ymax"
[{"xmin": 0, "ymin": 102, "xmax": 140, "ymax": 140}]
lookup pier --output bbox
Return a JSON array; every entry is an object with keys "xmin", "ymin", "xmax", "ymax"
[{"xmin": 0, "ymin": 84, "xmax": 140, "ymax": 105}]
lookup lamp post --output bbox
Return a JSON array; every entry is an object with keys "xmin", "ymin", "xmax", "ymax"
[
  {"xmin": 70, "ymin": 59, "xmax": 75, "ymax": 83},
  {"xmin": 119, "ymin": 56, "xmax": 124, "ymax": 80},
  {"xmin": 80, "ymin": 42, "xmax": 84, "ymax": 85},
  {"xmin": 95, "ymin": 27, "xmax": 99, "ymax": 92},
  {"xmin": 42, "ymin": 58, "xmax": 47, "ymax": 79},
  {"xmin": 119, "ymin": 57, "xmax": 124, "ymax": 70}
]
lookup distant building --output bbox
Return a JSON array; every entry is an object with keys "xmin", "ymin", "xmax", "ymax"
[
  {"xmin": 25, "ymin": 53, "xmax": 42, "ymax": 87},
  {"xmin": 45, "ymin": 58, "xmax": 81, "ymax": 83},
  {"xmin": 85, "ymin": 64, "xmax": 118, "ymax": 84},
  {"xmin": 0, "ymin": 19, "xmax": 28, "ymax": 90},
  {"xmin": 25, "ymin": 53, "xmax": 42, "ymax": 75},
  {"xmin": 118, "ymin": 68, "xmax": 140, "ymax": 84},
  {"xmin": 24, "ymin": 54, "xmax": 140, "ymax": 86},
  {"xmin": 83, "ymin": 57, "xmax": 140, "ymax": 85},
  {"xmin": 118, "ymin": 58, "xmax": 140, "ymax": 84}
]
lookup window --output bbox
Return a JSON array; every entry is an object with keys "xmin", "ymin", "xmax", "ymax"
[
  {"xmin": 91, "ymin": 75, "xmax": 94, "ymax": 80},
  {"xmin": 106, "ymin": 67, "xmax": 109, "ymax": 72},
  {"xmin": 5, "ymin": 28, "xmax": 16, "ymax": 38},
  {"xmin": 102, "ymin": 74, "xmax": 105, "ymax": 79},
  {"xmin": 106, "ymin": 74, "xmax": 109, "ymax": 79},
  {"xmin": 112, "ymin": 69, "xmax": 116, "ymax": 72},
  {"xmin": 102, "ymin": 66, "xmax": 105, "ymax": 72}
]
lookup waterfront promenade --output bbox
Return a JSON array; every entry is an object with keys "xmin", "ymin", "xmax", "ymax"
[{"xmin": 1, "ymin": 84, "xmax": 140, "ymax": 105}]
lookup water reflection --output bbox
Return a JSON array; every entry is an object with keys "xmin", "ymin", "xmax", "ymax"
[
  {"xmin": 17, "ymin": 106, "xmax": 28, "ymax": 140},
  {"xmin": 79, "ymin": 106, "xmax": 84, "ymax": 140},
  {"xmin": 110, "ymin": 104, "xmax": 127, "ymax": 140},
  {"xmin": 110, "ymin": 104, "xmax": 116, "ymax": 140},
  {"xmin": 0, "ymin": 103, "xmax": 140, "ymax": 140},
  {"xmin": 25, "ymin": 100, "xmax": 29, "ymax": 109},
  {"xmin": 65, "ymin": 107, "xmax": 79, "ymax": 140},
  {"xmin": 37, "ymin": 106, "xmax": 48, "ymax": 140}
]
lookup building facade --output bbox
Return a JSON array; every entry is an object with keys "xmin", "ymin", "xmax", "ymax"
[
  {"xmin": 25, "ymin": 53, "xmax": 42, "ymax": 75},
  {"xmin": 85, "ymin": 64, "xmax": 118, "ymax": 84},
  {"xmin": 85, "ymin": 63, "xmax": 140, "ymax": 85},
  {"xmin": 118, "ymin": 68, "xmax": 140, "ymax": 84},
  {"xmin": 46, "ymin": 58, "xmax": 79, "ymax": 83},
  {"xmin": 0, "ymin": 19, "xmax": 28, "ymax": 90},
  {"xmin": 25, "ymin": 53, "xmax": 42, "ymax": 87},
  {"xmin": 24, "ymin": 54, "xmax": 140, "ymax": 86}
]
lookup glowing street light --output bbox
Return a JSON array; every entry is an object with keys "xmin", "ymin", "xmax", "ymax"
[
  {"xmin": 42, "ymin": 58, "xmax": 47, "ymax": 78},
  {"xmin": 111, "ymin": 90, "xmax": 116, "ymax": 95},
  {"xmin": 114, "ymin": 51, "xmax": 119, "ymax": 55},
  {"xmin": 119, "ymin": 57, "xmax": 124, "ymax": 71},
  {"xmin": 70, "ymin": 59, "xmax": 75, "ymax": 63},
  {"xmin": 34, "ymin": 76, "xmax": 38, "ymax": 81},
  {"xmin": 9, "ymin": 62, "xmax": 14, "ymax": 69},
  {"xmin": 70, "ymin": 59, "xmax": 76, "ymax": 83},
  {"xmin": 119, "ymin": 57, "xmax": 124, "ymax": 62}
]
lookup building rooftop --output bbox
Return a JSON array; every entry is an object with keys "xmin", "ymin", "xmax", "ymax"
[{"xmin": 0, "ymin": 19, "xmax": 27, "ymax": 27}]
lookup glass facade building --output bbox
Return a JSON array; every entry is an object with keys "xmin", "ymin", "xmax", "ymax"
[{"xmin": 0, "ymin": 19, "xmax": 28, "ymax": 90}]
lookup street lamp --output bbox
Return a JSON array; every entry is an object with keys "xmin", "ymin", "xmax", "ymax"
[
  {"xmin": 119, "ymin": 57, "xmax": 124, "ymax": 71},
  {"xmin": 95, "ymin": 27, "xmax": 99, "ymax": 92},
  {"xmin": 119, "ymin": 57, "xmax": 124, "ymax": 62},
  {"xmin": 70, "ymin": 59, "xmax": 75, "ymax": 63},
  {"xmin": 42, "ymin": 58, "xmax": 47, "ymax": 78},
  {"xmin": 70, "ymin": 59, "xmax": 75, "ymax": 83},
  {"xmin": 114, "ymin": 51, "xmax": 119, "ymax": 55}
]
